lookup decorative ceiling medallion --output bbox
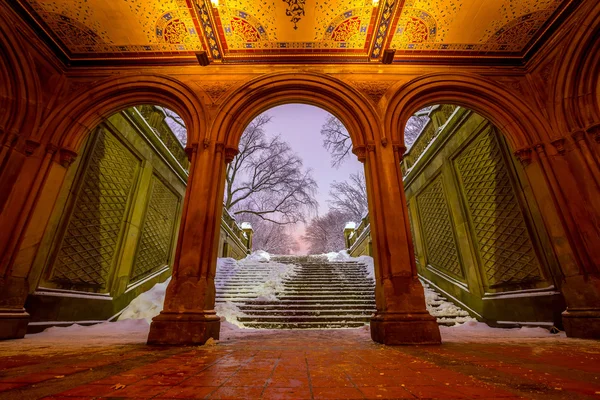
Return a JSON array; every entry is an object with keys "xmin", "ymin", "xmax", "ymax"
[
  {"xmin": 282, "ymin": 0, "xmax": 307, "ymax": 30},
  {"xmin": 349, "ymin": 80, "xmax": 397, "ymax": 103}
]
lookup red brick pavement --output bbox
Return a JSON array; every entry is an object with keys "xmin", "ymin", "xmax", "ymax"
[{"xmin": 0, "ymin": 329, "xmax": 599, "ymax": 399}]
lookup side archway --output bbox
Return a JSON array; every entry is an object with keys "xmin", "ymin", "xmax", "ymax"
[
  {"xmin": 0, "ymin": 9, "xmax": 41, "ymax": 142},
  {"xmin": 553, "ymin": 0, "xmax": 600, "ymax": 132},
  {"xmin": 40, "ymin": 74, "xmax": 207, "ymax": 153},
  {"xmin": 385, "ymin": 73, "xmax": 552, "ymax": 151}
]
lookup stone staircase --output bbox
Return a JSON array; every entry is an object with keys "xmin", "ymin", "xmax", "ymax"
[{"xmin": 215, "ymin": 255, "xmax": 472, "ymax": 329}]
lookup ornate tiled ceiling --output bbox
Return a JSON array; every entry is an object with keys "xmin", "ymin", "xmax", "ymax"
[{"xmin": 16, "ymin": 0, "xmax": 571, "ymax": 63}]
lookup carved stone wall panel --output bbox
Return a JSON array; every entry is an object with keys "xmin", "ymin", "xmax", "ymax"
[
  {"xmin": 455, "ymin": 128, "xmax": 543, "ymax": 287},
  {"xmin": 417, "ymin": 176, "xmax": 463, "ymax": 278},
  {"xmin": 51, "ymin": 129, "xmax": 140, "ymax": 288},
  {"xmin": 131, "ymin": 176, "xmax": 180, "ymax": 283}
]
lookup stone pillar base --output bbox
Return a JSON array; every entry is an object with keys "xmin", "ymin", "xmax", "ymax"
[
  {"xmin": 147, "ymin": 311, "xmax": 220, "ymax": 345},
  {"xmin": 371, "ymin": 312, "xmax": 441, "ymax": 345},
  {"xmin": 562, "ymin": 309, "xmax": 600, "ymax": 339},
  {"xmin": 0, "ymin": 309, "xmax": 30, "ymax": 340}
]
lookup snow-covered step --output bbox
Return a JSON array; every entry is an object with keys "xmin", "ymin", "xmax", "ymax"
[{"xmin": 215, "ymin": 253, "xmax": 474, "ymax": 330}]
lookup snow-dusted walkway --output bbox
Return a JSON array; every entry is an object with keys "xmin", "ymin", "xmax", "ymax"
[{"xmin": 0, "ymin": 326, "xmax": 595, "ymax": 400}]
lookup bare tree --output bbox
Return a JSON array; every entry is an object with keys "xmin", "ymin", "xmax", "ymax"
[
  {"xmin": 320, "ymin": 110, "xmax": 433, "ymax": 166},
  {"xmin": 158, "ymin": 106, "xmax": 188, "ymax": 146},
  {"xmin": 225, "ymin": 114, "xmax": 319, "ymax": 226},
  {"xmin": 243, "ymin": 214, "xmax": 299, "ymax": 254},
  {"xmin": 328, "ymin": 171, "xmax": 368, "ymax": 223},
  {"xmin": 321, "ymin": 116, "xmax": 352, "ymax": 168},
  {"xmin": 404, "ymin": 111, "xmax": 429, "ymax": 149},
  {"xmin": 303, "ymin": 210, "xmax": 351, "ymax": 254}
]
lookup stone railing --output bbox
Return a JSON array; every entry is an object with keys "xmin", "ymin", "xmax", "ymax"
[
  {"xmin": 220, "ymin": 207, "xmax": 253, "ymax": 258},
  {"xmin": 134, "ymin": 105, "xmax": 190, "ymax": 170},
  {"xmin": 345, "ymin": 215, "xmax": 372, "ymax": 257},
  {"xmin": 401, "ymin": 104, "xmax": 458, "ymax": 176}
]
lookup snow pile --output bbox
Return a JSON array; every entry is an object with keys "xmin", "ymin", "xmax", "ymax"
[
  {"xmin": 215, "ymin": 301, "xmax": 244, "ymax": 326},
  {"xmin": 26, "ymin": 319, "xmax": 150, "ymax": 345},
  {"xmin": 422, "ymin": 281, "xmax": 473, "ymax": 324},
  {"xmin": 325, "ymin": 250, "xmax": 375, "ymax": 280},
  {"xmin": 215, "ymin": 252, "xmax": 296, "ymax": 327},
  {"xmin": 440, "ymin": 320, "xmax": 565, "ymax": 342},
  {"xmin": 245, "ymin": 250, "xmax": 271, "ymax": 262},
  {"xmin": 118, "ymin": 279, "xmax": 170, "ymax": 323},
  {"xmin": 117, "ymin": 251, "xmax": 296, "ymax": 329}
]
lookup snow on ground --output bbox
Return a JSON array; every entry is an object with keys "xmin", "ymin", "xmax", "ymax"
[
  {"xmin": 440, "ymin": 320, "xmax": 566, "ymax": 342},
  {"xmin": 22, "ymin": 249, "xmax": 567, "ymax": 345}
]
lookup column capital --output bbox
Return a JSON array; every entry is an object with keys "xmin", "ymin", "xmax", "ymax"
[
  {"xmin": 24, "ymin": 139, "xmax": 41, "ymax": 156},
  {"xmin": 586, "ymin": 124, "xmax": 600, "ymax": 143},
  {"xmin": 352, "ymin": 145, "xmax": 366, "ymax": 163},
  {"xmin": 224, "ymin": 146, "xmax": 239, "ymax": 163},
  {"xmin": 185, "ymin": 143, "xmax": 198, "ymax": 162},
  {"xmin": 514, "ymin": 147, "xmax": 533, "ymax": 166},
  {"xmin": 550, "ymin": 138, "xmax": 567, "ymax": 155},
  {"xmin": 58, "ymin": 148, "xmax": 77, "ymax": 168},
  {"xmin": 571, "ymin": 129, "xmax": 587, "ymax": 142}
]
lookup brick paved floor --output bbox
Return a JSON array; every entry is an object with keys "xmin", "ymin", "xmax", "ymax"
[{"xmin": 1, "ymin": 328, "xmax": 599, "ymax": 399}]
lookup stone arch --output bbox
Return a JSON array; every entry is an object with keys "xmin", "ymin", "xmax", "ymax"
[
  {"xmin": 0, "ymin": 9, "xmax": 41, "ymax": 141},
  {"xmin": 553, "ymin": 1, "xmax": 600, "ymax": 132},
  {"xmin": 212, "ymin": 72, "xmax": 379, "ymax": 152},
  {"xmin": 40, "ymin": 74, "xmax": 207, "ymax": 153},
  {"xmin": 385, "ymin": 73, "xmax": 551, "ymax": 152}
]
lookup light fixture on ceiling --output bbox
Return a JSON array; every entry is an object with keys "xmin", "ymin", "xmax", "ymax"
[
  {"xmin": 382, "ymin": 49, "xmax": 395, "ymax": 64},
  {"xmin": 372, "ymin": 0, "xmax": 380, "ymax": 6},
  {"xmin": 210, "ymin": 0, "xmax": 219, "ymax": 7},
  {"xmin": 195, "ymin": 51, "xmax": 210, "ymax": 66}
]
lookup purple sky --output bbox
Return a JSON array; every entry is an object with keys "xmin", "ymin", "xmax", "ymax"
[{"xmin": 255, "ymin": 104, "xmax": 363, "ymax": 253}]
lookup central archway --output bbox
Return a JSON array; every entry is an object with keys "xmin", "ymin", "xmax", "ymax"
[{"xmin": 148, "ymin": 72, "xmax": 442, "ymax": 346}]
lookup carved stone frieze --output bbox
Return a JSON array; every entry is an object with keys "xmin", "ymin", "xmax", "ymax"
[
  {"xmin": 349, "ymin": 80, "xmax": 396, "ymax": 104},
  {"xmin": 194, "ymin": 81, "xmax": 239, "ymax": 103},
  {"xmin": 497, "ymin": 79, "xmax": 526, "ymax": 97}
]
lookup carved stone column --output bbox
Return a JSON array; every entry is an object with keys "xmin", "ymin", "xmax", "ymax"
[
  {"xmin": 357, "ymin": 141, "xmax": 441, "ymax": 345},
  {"xmin": 147, "ymin": 141, "xmax": 236, "ymax": 345},
  {"xmin": 0, "ymin": 139, "xmax": 52, "ymax": 340},
  {"xmin": 524, "ymin": 135, "xmax": 600, "ymax": 339}
]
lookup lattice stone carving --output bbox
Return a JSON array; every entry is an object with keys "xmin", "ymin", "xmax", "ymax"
[
  {"xmin": 407, "ymin": 204, "xmax": 419, "ymax": 266},
  {"xmin": 455, "ymin": 128, "xmax": 542, "ymax": 287},
  {"xmin": 417, "ymin": 177, "xmax": 463, "ymax": 278},
  {"xmin": 52, "ymin": 129, "xmax": 139, "ymax": 287},
  {"xmin": 131, "ymin": 177, "xmax": 179, "ymax": 282}
]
